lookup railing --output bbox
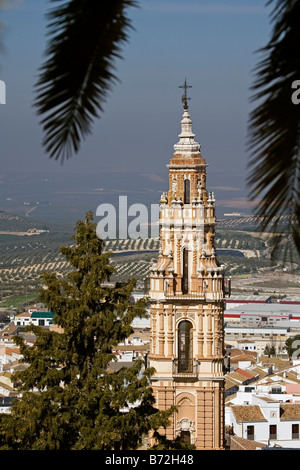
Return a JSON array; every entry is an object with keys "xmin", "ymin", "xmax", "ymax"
[
  {"xmin": 172, "ymin": 359, "xmax": 198, "ymax": 378},
  {"xmin": 164, "ymin": 291, "xmax": 223, "ymax": 301}
]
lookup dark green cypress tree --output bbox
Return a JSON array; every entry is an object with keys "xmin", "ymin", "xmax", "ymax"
[{"xmin": 0, "ymin": 212, "xmax": 173, "ymax": 450}]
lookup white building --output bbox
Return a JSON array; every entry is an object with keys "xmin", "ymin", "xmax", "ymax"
[
  {"xmin": 225, "ymin": 302, "xmax": 300, "ymax": 322},
  {"xmin": 225, "ymin": 325, "xmax": 289, "ymax": 355},
  {"xmin": 0, "ymin": 396, "xmax": 15, "ymax": 414},
  {"xmin": 228, "ymin": 396, "xmax": 300, "ymax": 448},
  {"xmin": 13, "ymin": 311, "xmax": 54, "ymax": 327},
  {"xmin": 130, "ymin": 292, "xmax": 150, "ymax": 329},
  {"xmin": 0, "ymin": 346, "xmax": 22, "ymax": 371}
]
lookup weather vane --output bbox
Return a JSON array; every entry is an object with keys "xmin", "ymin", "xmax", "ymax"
[{"xmin": 179, "ymin": 78, "xmax": 192, "ymax": 109}]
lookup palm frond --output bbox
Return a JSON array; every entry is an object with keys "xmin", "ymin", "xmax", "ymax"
[
  {"xmin": 247, "ymin": 0, "xmax": 300, "ymax": 259},
  {"xmin": 34, "ymin": 0, "xmax": 138, "ymax": 163}
]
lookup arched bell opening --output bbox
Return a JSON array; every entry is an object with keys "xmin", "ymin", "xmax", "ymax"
[
  {"xmin": 182, "ymin": 247, "xmax": 189, "ymax": 294},
  {"xmin": 184, "ymin": 179, "xmax": 190, "ymax": 204},
  {"xmin": 178, "ymin": 320, "xmax": 193, "ymax": 372}
]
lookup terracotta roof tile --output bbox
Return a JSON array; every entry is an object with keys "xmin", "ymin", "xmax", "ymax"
[
  {"xmin": 225, "ymin": 377, "xmax": 240, "ymax": 391},
  {"xmin": 235, "ymin": 368, "xmax": 257, "ymax": 379},
  {"xmin": 232, "ymin": 405, "xmax": 267, "ymax": 423},
  {"xmin": 230, "ymin": 435, "xmax": 267, "ymax": 450},
  {"xmin": 280, "ymin": 404, "xmax": 300, "ymax": 420},
  {"xmin": 227, "ymin": 371, "xmax": 252, "ymax": 384},
  {"xmin": 249, "ymin": 366, "xmax": 269, "ymax": 380}
]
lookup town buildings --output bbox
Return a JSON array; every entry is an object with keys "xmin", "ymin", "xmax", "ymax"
[
  {"xmin": 226, "ymin": 381, "xmax": 300, "ymax": 448},
  {"xmin": 2, "ymin": 293, "xmax": 300, "ymax": 449},
  {"xmin": 13, "ymin": 310, "xmax": 55, "ymax": 327}
]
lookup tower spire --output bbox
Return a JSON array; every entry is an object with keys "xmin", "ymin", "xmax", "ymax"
[
  {"xmin": 174, "ymin": 79, "xmax": 200, "ymax": 155},
  {"xmin": 179, "ymin": 78, "xmax": 192, "ymax": 109}
]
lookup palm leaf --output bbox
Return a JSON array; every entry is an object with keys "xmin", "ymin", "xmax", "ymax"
[
  {"xmin": 34, "ymin": 0, "xmax": 137, "ymax": 163},
  {"xmin": 247, "ymin": 0, "xmax": 300, "ymax": 259}
]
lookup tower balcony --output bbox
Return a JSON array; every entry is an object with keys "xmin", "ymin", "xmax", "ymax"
[
  {"xmin": 164, "ymin": 291, "xmax": 223, "ymax": 301},
  {"xmin": 165, "ymin": 291, "xmax": 205, "ymax": 299},
  {"xmin": 172, "ymin": 359, "xmax": 199, "ymax": 380}
]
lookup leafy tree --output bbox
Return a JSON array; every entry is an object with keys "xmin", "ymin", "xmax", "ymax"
[
  {"xmin": 264, "ymin": 344, "xmax": 276, "ymax": 358},
  {"xmin": 247, "ymin": 0, "xmax": 300, "ymax": 258},
  {"xmin": 0, "ymin": 310, "xmax": 10, "ymax": 322},
  {"xmin": 0, "ymin": 212, "xmax": 174, "ymax": 450},
  {"xmin": 264, "ymin": 344, "xmax": 271, "ymax": 357},
  {"xmin": 34, "ymin": 0, "xmax": 137, "ymax": 163},
  {"xmin": 151, "ymin": 433, "xmax": 196, "ymax": 450},
  {"xmin": 285, "ymin": 335, "xmax": 300, "ymax": 359},
  {"xmin": 32, "ymin": 0, "xmax": 300, "ymax": 257},
  {"xmin": 1, "ymin": 1, "xmax": 299, "ymax": 256}
]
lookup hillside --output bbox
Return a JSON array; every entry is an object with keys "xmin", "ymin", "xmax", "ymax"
[
  {"xmin": 0, "ymin": 211, "xmax": 49, "ymax": 232},
  {"xmin": 0, "ymin": 210, "xmax": 73, "ymax": 233},
  {"xmin": 0, "ymin": 230, "xmax": 297, "ymax": 302},
  {"xmin": 217, "ymin": 214, "xmax": 295, "ymax": 232},
  {"xmin": 0, "ymin": 211, "xmax": 298, "ymax": 305}
]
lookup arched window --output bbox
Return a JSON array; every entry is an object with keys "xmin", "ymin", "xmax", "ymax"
[
  {"xmin": 184, "ymin": 179, "xmax": 190, "ymax": 204},
  {"xmin": 182, "ymin": 247, "xmax": 189, "ymax": 294},
  {"xmin": 178, "ymin": 320, "xmax": 193, "ymax": 372}
]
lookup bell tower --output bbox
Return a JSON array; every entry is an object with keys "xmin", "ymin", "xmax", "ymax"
[{"xmin": 148, "ymin": 81, "xmax": 225, "ymax": 450}]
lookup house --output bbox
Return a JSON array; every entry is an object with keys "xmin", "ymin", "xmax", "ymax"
[
  {"xmin": 0, "ymin": 324, "xmax": 20, "ymax": 345},
  {"xmin": 13, "ymin": 312, "xmax": 32, "ymax": 326},
  {"xmin": 0, "ymin": 371, "xmax": 19, "ymax": 413},
  {"xmin": 13, "ymin": 311, "xmax": 54, "ymax": 327},
  {"xmin": 0, "ymin": 396, "xmax": 17, "ymax": 414},
  {"xmin": 225, "ymin": 325, "xmax": 289, "ymax": 356},
  {"xmin": 111, "ymin": 333, "xmax": 150, "ymax": 366},
  {"xmin": 0, "ymin": 346, "xmax": 22, "ymax": 371},
  {"xmin": 236, "ymin": 339, "xmax": 256, "ymax": 352},
  {"xmin": 229, "ymin": 348, "xmax": 257, "ymax": 369},
  {"xmin": 228, "ymin": 397, "xmax": 300, "ymax": 448},
  {"xmin": 30, "ymin": 311, "xmax": 54, "ymax": 326},
  {"xmin": 225, "ymin": 367, "xmax": 260, "ymax": 398},
  {"xmin": 286, "ymin": 384, "xmax": 300, "ymax": 401}
]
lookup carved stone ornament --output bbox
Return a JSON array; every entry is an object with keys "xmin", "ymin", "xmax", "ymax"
[
  {"xmin": 175, "ymin": 418, "xmax": 195, "ymax": 443},
  {"xmin": 176, "ymin": 417, "xmax": 195, "ymax": 432}
]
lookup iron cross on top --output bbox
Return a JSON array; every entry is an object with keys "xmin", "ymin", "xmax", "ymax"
[{"xmin": 179, "ymin": 79, "xmax": 192, "ymax": 109}]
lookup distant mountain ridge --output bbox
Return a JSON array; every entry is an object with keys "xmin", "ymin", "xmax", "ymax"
[
  {"xmin": 0, "ymin": 211, "xmax": 71, "ymax": 233},
  {"xmin": 0, "ymin": 209, "xmax": 293, "ymax": 236}
]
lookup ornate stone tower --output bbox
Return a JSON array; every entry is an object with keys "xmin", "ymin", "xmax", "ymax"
[{"xmin": 148, "ymin": 81, "xmax": 225, "ymax": 450}]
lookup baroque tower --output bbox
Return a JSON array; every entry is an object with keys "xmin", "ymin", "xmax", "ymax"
[{"xmin": 148, "ymin": 81, "xmax": 225, "ymax": 450}]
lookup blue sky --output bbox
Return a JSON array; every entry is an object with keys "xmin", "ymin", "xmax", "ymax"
[{"xmin": 0, "ymin": 0, "xmax": 273, "ymax": 219}]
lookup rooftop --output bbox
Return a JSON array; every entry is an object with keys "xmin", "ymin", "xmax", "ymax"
[
  {"xmin": 232, "ymin": 405, "xmax": 267, "ymax": 423},
  {"xmin": 280, "ymin": 404, "xmax": 300, "ymax": 420},
  {"xmin": 227, "ymin": 303, "xmax": 300, "ymax": 315},
  {"xmin": 226, "ymin": 295, "xmax": 271, "ymax": 303},
  {"xmin": 229, "ymin": 435, "xmax": 267, "ymax": 450},
  {"xmin": 31, "ymin": 312, "xmax": 54, "ymax": 319}
]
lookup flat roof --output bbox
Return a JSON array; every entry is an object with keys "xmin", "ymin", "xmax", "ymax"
[
  {"xmin": 225, "ymin": 326, "xmax": 289, "ymax": 333},
  {"xmin": 226, "ymin": 295, "xmax": 271, "ymax": 302},
  {"xmin": 226, "ymin": 303, "xmax": 300, "ymax": 314},
  {"xmin": 239, "ymin": 312, "xmax": 290, "ymax": 317},
  {"xmin": 31, "ymin": 312, "xmax": 54, "ymax": 319},
  {"xmin": 281, "ymin": 297, "xmax": 300, "ymax": 304}
]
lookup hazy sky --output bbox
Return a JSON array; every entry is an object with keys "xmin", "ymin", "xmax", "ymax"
[{"xmin": 0, "ymin": 0, "xmax": 272, "ymax": 218}]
